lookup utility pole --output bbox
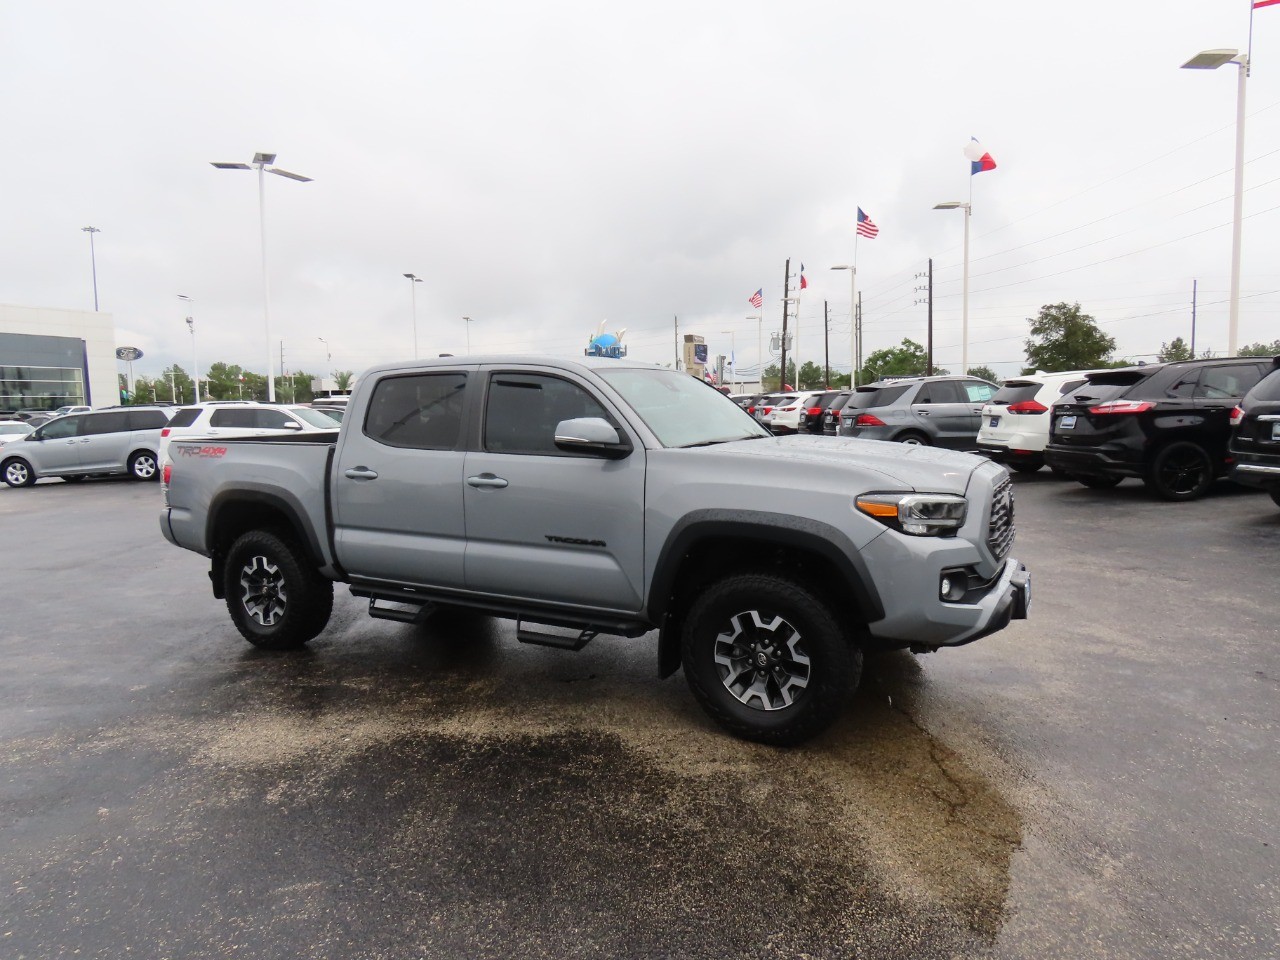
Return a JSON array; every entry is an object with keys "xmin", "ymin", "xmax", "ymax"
[
  {"xmin": 823, "ymin": 300, "xmax": 830, "ymax": 387},
  {"xmin": 1191, "ymin": 279, "xmax": 1198, "ymax": 358},
  {"xmin": 674, "ymin": 315, "xmax": 680, "ymax": 369},
  {"xmin": 779, "ymin": 258, "xmax": 791, "ymax": 390},
  {"xmin": 927, "ymin": 259, "xmax": 934, "ymax": 375},
  {"xmin": 856, "ymin": 292, "xmax": 862, "ymax": 381}
]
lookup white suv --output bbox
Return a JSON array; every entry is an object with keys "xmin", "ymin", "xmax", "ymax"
[
  {"xmin": 768, "ymin": 391, "xmax": 826, "ymax": 435},
  {"xmin": 977, "ymin": 370, "xmax": 1104, "ymax": 473},
  {"xmin": 159, "ymin": 402, "xmax": 341, "ymax": 463}
]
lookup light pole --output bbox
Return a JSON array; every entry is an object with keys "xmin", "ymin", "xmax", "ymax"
[
  {"xmin": 318, "ymin": 337, "xmax": 331, "ymax": 363},
  {"xmin": 830, "ymin": 265, "xmax": 857, "ymax": 384},
  {"xmin": 81, "ymin": 226, "xmax": 101, "ymax": 311},
  {"xmin": 1182, "ymin": 48, "xmax": 1248, "ymax": 356},
  {"xmin": 403, "ymin": 273, "xmax": 423, "ymax": 359},
  {"xmin": 463, "ymin": 316, "xmax": 472, "ymax": 354},
  {"xmin": 746, "ymin": 315, "xmax": 762, "ymax": 390},
  {"xmin": 934, "ymin": 201, "xmax": 971, "ymax": 375},
  {"xmin": 211, "ymin": 152, "xmax": 313, "ymax": 401},
  {"xmin": 720, "ymin": 329, "xmax": 737, "ymax": 389},
  {"xmin": 178, "ymin": 295, "xmax": 199, "ymax": 402}
]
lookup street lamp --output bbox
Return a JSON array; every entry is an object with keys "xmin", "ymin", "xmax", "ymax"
[
  {"xmin": 831, "ymin": 265, "xmax": 857, "ymax": 384},
  {"xmin": 318, "ymin": 337, "xmax": 331, "ymax": 363},
  {"xmin": 1183, "ymin": 47, "xmax": 1248, "ymax": 356},
  {"xmin": 720, "ymin": 329, "xmax": 737, "ymax": 389},
  {"xmin": 403, "ymin": 273, "xmax": 423, "ymax": 360},
  {"xmin": 934, "ymin": 201, "xmax": 972, "ymax": 375},
  {"xmin": 463, "ymin": 316, "xmax": 472, "ymax": 354},
  {"xmin": 211, "ymin": 151, "xmax": 313, "ymax": 401},
  {"xmin": 178, "ymin": 295, "xmax": 199, "ymax": 403},
  {"xmin": 81, "ymin": 226, "xmax": 101, "ymax": 311}
]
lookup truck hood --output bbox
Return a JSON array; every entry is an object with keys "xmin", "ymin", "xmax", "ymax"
[{"xmin": 682, "ymin": 435, "xmax": 985, "ymax": 495}]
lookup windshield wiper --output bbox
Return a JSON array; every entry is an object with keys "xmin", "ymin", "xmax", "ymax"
[{"xmin": 678, "ymin": 434, "xmax": 767, "ymax": 448}]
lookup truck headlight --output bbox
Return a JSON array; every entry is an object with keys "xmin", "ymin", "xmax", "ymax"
[{"xmin": 855, "ymin": 493, "xmax": 967, "ymax": 536}]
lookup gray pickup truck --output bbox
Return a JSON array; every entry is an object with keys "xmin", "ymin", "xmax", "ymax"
[{"xmin": 160, "ymin": 356, "xmax": 1029, "ymax": 744}]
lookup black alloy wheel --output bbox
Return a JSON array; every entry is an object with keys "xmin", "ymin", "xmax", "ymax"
[
  {"xmin": 224, "ymin": 529, "xmax": 333, "ymax": 649},
  {"xmin": 681, "ymin": 572, "xmax": 859, "ymax": 746},
  {"xmin": 1150, "ymin": 442, "xmax": 1214, "ymax": 502}
]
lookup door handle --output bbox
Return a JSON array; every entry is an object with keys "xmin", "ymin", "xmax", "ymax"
[
  {"xmin": 972, "ymin": 407, "xmax": 984, "ymax": 413},
  {"xmin": 917, "ymin": 410, "xmax": 931, "ymax": 416},
  {"xmin": 466, "ymin": 474, "xmax": 509, "ymax": 489},
  {"xmin": 344, "ymin": 466, "xmax": 379, "ymax": 481}
]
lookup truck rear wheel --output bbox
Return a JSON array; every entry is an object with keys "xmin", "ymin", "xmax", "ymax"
[
  {"xmin": 224, "ymin": 530, "xmax": 333, "ymax": 649},
  {"xmin": 680, "ymin": 573, "xmax": 859, "ymax": 746}
]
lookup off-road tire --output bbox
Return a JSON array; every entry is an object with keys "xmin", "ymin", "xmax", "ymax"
[
  {"xmin": 1149, "ymin": 442, "xmax": 1214, "ymax": 502},
  {"xmin": 681, "ymin": 572, "xmax": 860, "ymax": 746},
  {"xmin": 2, "ymin": 457, "xmax": 36, "ymax": 487},
  {"xmin": 224, "ymin": 529, "xmax": 333, "ymax": 649}
]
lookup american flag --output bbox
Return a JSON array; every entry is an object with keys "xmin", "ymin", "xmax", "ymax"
[
  {"xmin": 749, "ymin": 288, "xmax": 763, "ymax": 309},
  {"xmin": 800, "ymin": 263, "xmax": 808, "ymax": 290},
  {"xmin": 857, "ymin": 208, "xmax": 880, "ymax": 239}
]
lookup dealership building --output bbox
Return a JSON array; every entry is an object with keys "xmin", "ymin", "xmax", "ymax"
[{"xmin": 0, "ymin": 305, "xmax": 120, "ymax": 412}]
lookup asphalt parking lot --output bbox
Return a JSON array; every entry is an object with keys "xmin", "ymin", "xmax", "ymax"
[{"xmin": 2, "ymin": 471, "xmax": 1276, "ymax": 959}]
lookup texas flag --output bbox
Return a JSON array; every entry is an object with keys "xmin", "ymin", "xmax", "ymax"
[
  {"xmin": 800, "ymin": 262, "xmax": 808, "ymax": 290},
  {"xmin": 964, "ymin": 137, "xmax": 997, "ymax": 175}
]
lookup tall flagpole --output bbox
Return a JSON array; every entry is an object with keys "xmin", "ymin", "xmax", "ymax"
[
  {"xmin": 852, "ymin": 231, "xmax": 860, "ymax": 386},
  {"xmin": 794, "ymin": 269, "xmax": 802, "ymax": 388}
]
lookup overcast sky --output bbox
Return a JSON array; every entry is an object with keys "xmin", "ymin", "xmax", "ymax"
[{"xmin": 3, "ymin": 1, "xmax": 1278, "ymax": 383}]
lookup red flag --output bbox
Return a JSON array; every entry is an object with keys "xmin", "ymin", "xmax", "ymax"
[
  {"xmin": 800, "ymin": 263, "xmax": 808, "ymax": 290},
  {"xmin": 1255, "ymin": 0, "xmax": 1280, "ymax": 8}
]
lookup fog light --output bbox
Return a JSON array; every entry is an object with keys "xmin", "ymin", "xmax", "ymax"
[{"xmin": 940, "ymin": 572, "xmax": 968, "ymax": 602}]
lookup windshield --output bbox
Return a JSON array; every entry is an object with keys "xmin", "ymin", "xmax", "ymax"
[
  {"xmin": 598, "ymin": 368, "xmax": 770, "ymax": 447},
  {"xmin": 289, "ymin": 406, "xmax": 344, "ymax": 429}
]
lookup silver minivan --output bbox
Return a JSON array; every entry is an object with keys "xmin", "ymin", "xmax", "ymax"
[{"xmin": 0, "ymin": 407, "xmax": 173, "ymax": 487}]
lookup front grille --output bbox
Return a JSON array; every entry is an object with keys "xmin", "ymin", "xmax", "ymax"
[{"xmin": 987, "ymin": 476, "xmax": 1015, "ymax": 560}]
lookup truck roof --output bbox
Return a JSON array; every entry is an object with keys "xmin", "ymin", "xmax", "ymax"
[{"xmin": 363, "ymin": 355, "xmax": 668, "ymax": 377}]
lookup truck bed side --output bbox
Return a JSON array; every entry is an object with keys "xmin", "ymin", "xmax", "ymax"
[{"xmin": 160, "ymin": 432, "xmax": 339, "ymax": 572}]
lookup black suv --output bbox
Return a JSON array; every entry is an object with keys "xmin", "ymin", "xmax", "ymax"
[
  {"xmin": 800, "ymin": 390, "xmax": 846, "ymax": 434},
  {"xmin": 1228, "ymin": 356, "xmax": 1280, "ymax": 509},
  {"xmin": 1044, "ymin": 357, "xmax": 1272, "ymax": 500}
]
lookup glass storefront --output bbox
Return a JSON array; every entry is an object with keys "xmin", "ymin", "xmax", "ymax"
[
  {"xmin": 0, "ymin": 365, "xmax": 86, "ymax": 411},
  {"xmin": 0, "ymin": 333, "xmax": 91, "ymax": 412}
]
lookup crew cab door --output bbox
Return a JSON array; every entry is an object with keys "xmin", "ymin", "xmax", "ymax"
[
  {"xmin": 331, "ymin": 371, "xmax": 469, "ymax": 588},
  {"xmin": 462, "ymin": 369, "xmax": 645, "ymax": 613}
]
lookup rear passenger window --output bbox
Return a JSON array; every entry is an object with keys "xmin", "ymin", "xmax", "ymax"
[
  {"xmin": 365, "ymin": 373, "xmax": 467, "ymax": 450},
  {"xmin": 962, "ymin": 382, "xmax": 996, "ymax": 402},
  {"xmin": 916, "ymin": 382, "xmax": 962, "ymax": 404},
  {"xmin": 81, "ymin": 412, "xmax": 129, "ymax": 436},
  {"xmin": 1195, "ymin": 364, "xmax": 1264, "ymax": 400},
  {"xmin": 210, "ymin": 409, "xmax": 255, "ymax": 428},
  {"xmin": 484, "ymin": 374, "xmax": 609, "ymax": 455},
  {"xmin": 127, "ymin": 410, "xmax": 169, "ymax": 430}
]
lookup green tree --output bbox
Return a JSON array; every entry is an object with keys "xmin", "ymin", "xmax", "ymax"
[
  {"xmin": 1239, "ymin": 339, "xmax": 1280, "ymax": 357},
  {"xmin": 967, "ymin": 365, "xmax": 999, "ymax": 383},
  {"xmin": 797, "ymin": 361, "xmax": 826, "ymax": 390},
  {"xmin": 333, "ymin": 370, "xmax": 355, "ymax": 391},
  {"xmin": 162, "ymin": 365, "xmax": 195, "ymax": 404},
  {"xmin": 131, "ymin": 377, "xmax": 158, "ymax": 405},
  {"xmin": 1022, "ymin": 302, "xmax": 1115, "ymax": 373},
  {"xmin": 1158, "ymin": 337, "xmax": 1194, "ymax": 362},
  {"xmin": 205, "ymin": 362, "xmax": 251, "ymax": 400},
  {"xmin": 861, "ymin": 338, "xmax": 930, "ymax": 381},
  {"xmin": 761, "ymin": 360, "xmax": 797, "ymax": 392}
]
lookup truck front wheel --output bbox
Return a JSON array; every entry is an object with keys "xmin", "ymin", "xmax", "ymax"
[
  {"xmin": 680, "ymin": 573, "xmax": 860, "ymax": 746},
  {"xmin": 224, "ymin": 530, "xmax": 333, "ymax": 649}
]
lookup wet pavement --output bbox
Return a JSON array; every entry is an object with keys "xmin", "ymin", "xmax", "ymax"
[{"xmin": 1, "ymin": 471, "xmax": 1276, "ymax": 959}]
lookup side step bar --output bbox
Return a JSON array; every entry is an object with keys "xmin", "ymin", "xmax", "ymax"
[
  {"xmin": 367, "ymin": 598, "xmax": 438, "ymax": 625},
  {"xmin": 516, "ymin": 620, "xmax": 598, "ymax": 651}
]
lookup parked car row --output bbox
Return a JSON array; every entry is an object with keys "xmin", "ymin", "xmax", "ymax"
[{"xmin": 0, "ymin": 400, "xmax": 343, "ymax": 488}]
